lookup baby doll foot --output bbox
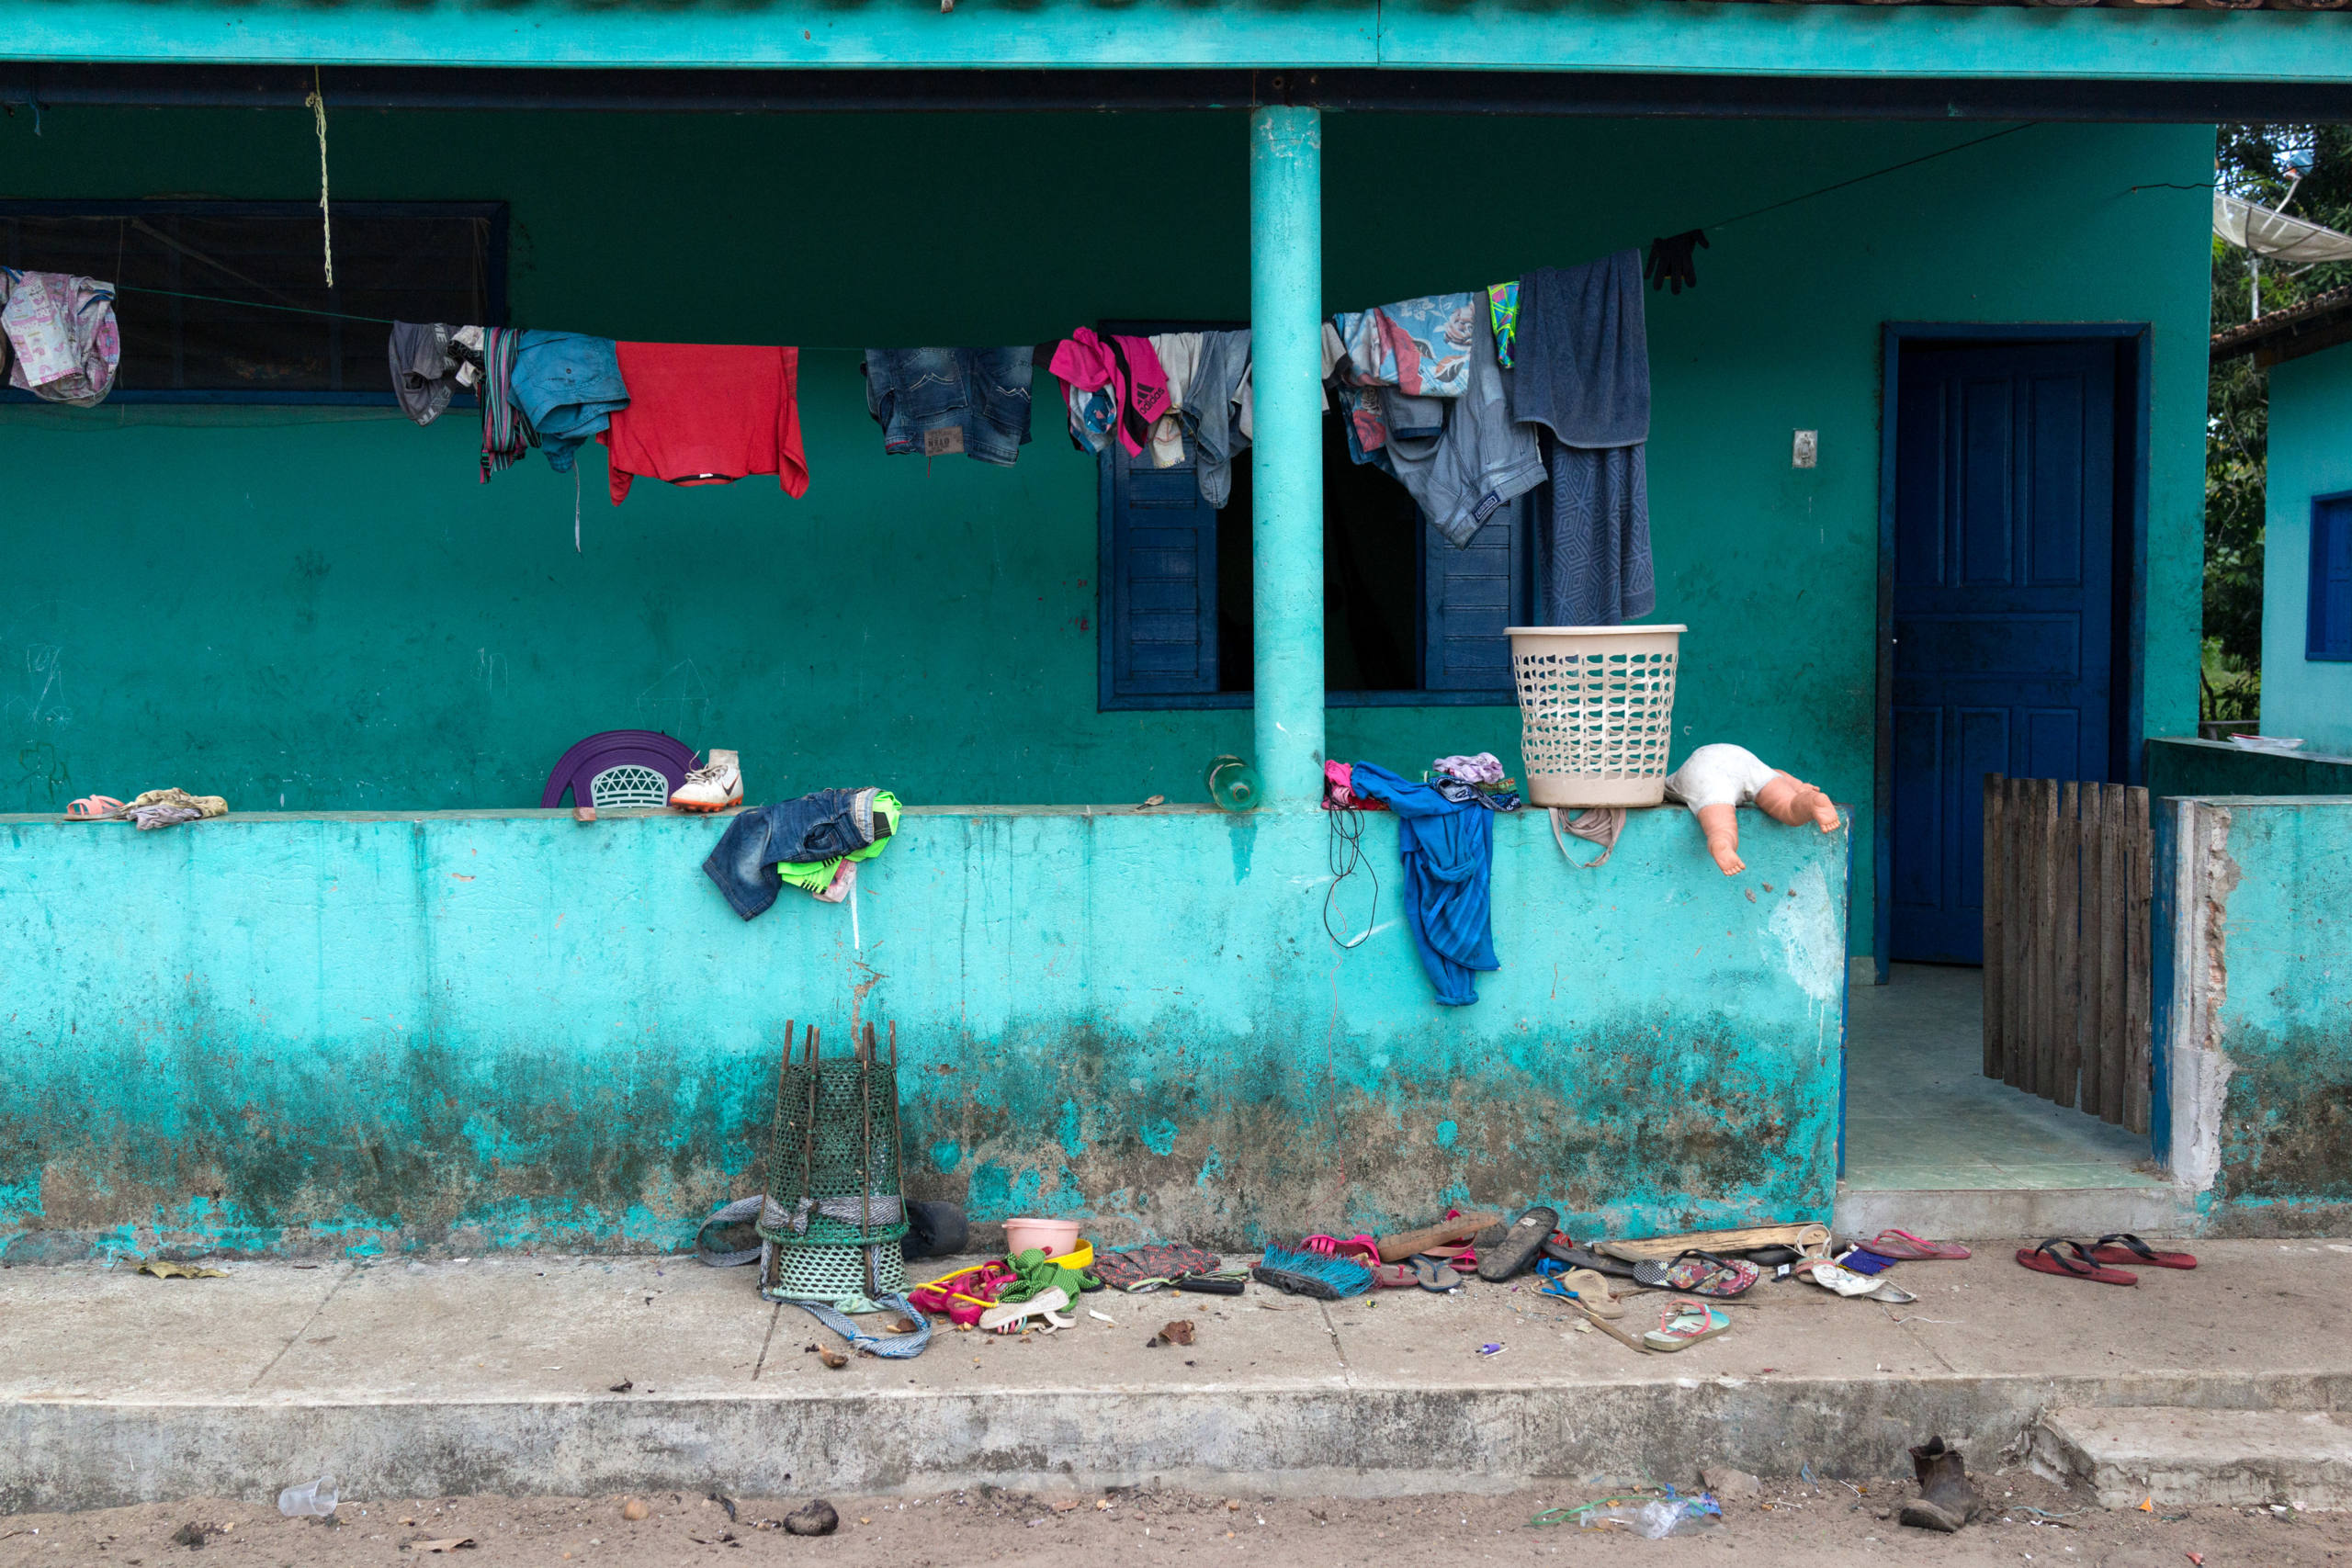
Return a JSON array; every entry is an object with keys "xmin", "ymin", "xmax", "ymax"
[
  {"xmin": 1710, "ymin": 844, "xmax": 1747, "ymax": 875},
  {"xmin": 1811, "ymin": 794, "xmax": 1843, "ymax": 832}
]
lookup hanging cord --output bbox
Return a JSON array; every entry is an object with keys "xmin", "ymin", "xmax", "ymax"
[
  {"xmin": 1323, "ymin": 806, "xmax": 1379, "ymax": 950},
  {"xmin": 303, "ymin": 67, "xmax": 334, "ymax": 288}
]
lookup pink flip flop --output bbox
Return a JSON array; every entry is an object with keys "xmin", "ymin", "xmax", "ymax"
[
  {"xmin": 64, "ymin": 795, "xmax": 125, "ymax": 820},
  {"xmin": 1871, "ymin": 1229, "xmax": 1971, "ymax": 1261},
  {"xmin": 2086, "ymin": 1233, "xmax": 2197, "ymax": 1270},
  {"xmin": 2016, "ymin": 1238, "xmax": 2135, "ymax": 1286},
  {"xmin": 1303, "ymin": 1233, "xmax": 1382, "ymax": 1268}
]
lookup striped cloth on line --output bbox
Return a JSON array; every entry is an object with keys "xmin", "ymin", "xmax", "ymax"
[{"xmin": 477, "ymin": 325, "xmax": 537, "ymax": 483}]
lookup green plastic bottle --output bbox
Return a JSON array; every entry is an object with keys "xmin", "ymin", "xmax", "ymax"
[{"xmin": 1204, "ymin": 754, "xmax": 1263, "ymax": 813}]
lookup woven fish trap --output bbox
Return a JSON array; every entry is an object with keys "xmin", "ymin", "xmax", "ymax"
[{"xmin": 758, "ymin": 1020, "xmax": 908, "ymax": 1247}]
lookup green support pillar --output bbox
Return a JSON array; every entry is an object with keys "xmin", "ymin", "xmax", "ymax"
[{"xmin": 1249, "ymin": 104, "xmax": 1326, "ymax": 807}]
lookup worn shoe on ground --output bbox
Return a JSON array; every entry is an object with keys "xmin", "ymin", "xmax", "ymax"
[
  {"xmin": 1476, "ymin": 1206, "xmax": 1560, "ymax": 1280},
  {"xmin": 671, "ymin": 749, "xmax": 743, "ymax": 812}
]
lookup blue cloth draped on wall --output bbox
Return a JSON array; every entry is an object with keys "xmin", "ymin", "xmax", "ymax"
[{"xmin": 1346, "ymin": 761, "xmax": 1499, "ymax": 1005}]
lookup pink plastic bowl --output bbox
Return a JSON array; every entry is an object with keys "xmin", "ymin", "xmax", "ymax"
[{"xmin": 1002, "ymin": 1217, "xmax": 1081, "ymax": 1257}]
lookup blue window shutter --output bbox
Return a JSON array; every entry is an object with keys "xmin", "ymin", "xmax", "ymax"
[
  {"xmin": 1106, "ymin": 446, "xmax": 1219, "ymax": 697},
  {"xmin": 1421, "ymin": 499, "xmax": 1529, "ymax": 693},
  {"xmin": 2314, "ymin": 496, "xmax": 2352, "ymax": 662}
]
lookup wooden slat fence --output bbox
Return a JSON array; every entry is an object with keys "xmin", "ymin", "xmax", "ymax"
[{"xmin": 1981, "ymin": 773, "xmax": 2152, "ymax": 1134}]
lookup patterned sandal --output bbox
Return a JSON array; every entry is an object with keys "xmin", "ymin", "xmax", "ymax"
[{"xmin": 1643, "ymin": 1301, "xmax": 1732, "ymax": 1352}]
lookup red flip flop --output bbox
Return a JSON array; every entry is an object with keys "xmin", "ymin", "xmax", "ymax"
[
  {"xmin": 1871, "ymin": 1229, "xmax": 1972, "ymax": 1261},
  {"xmin": 2016, "ymin": 1238, "xmax": 2136, "ymax": 1286},
  {"xmin": 2086, "ymin": 1233, "xmax": 2198, "ymax": 1270}
]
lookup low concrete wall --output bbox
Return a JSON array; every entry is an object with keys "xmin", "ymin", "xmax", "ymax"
[
  {"xmin": 2145, "ymin": 737, "xmax": 2352, "ymax": 802},
  {"xmin": 2157, "ymin": 795, "xmax": 2352, "ymax": 1234},
  {"xmin": 0, "ymin": 803, "xmax": 1849, "ymax": 1257}
]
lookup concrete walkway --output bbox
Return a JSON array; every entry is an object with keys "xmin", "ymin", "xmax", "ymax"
[{"xmin": 6, "ymin": 1240, "xmax": 2349, "ymax": 1511}]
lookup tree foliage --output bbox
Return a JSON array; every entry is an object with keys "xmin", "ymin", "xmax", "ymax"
[{"xmin": 2206, "ymin": 126, "xmax": 2352, "ymax": 719}]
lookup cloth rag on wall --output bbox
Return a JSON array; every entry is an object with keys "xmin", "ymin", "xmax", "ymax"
[
  {"xmin": 477, "ymin": 325, "xmax": 536, "ymax": 482},
  {"xmin": 1372, "ymin": 304, "xmax": 1545, "ymax": 548},
  {"xmin": 599, "ymin": 343, "xmax": 808, "ymax": 503},
  {"xmin": 509, "ymin": 331, "xmax": 629, "ymax": 474},
  {"xmin": 388, "ymin": 321, "xmax": 461, "ymax": 426},
  {"xmin": 0, "ymin": 269, "xmax": 119, "ymax": 407},
  {"xmin": 1551, "ymin": 807, "xmax": 1623, "ymax": 868},
  {"xmin": 703, "ymin": 786, "xmax": 890, "ymax": 920},
  {"xmin": 1513, "ymin": 251, "xmax": 1655, "ymax": 626},
  {"xmin": 1345, "ymin": 761, "xmax": 1500, "ymax": 1007}
]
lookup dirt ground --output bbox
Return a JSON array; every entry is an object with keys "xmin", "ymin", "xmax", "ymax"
[{"xmin": 5, "ymin": 1470, "xmax": 2347, "ymax": 1567}]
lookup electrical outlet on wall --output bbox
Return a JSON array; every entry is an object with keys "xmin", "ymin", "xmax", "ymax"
[{"xmin": 1792, "ymin": 430, "xmax": 1818, "ymax": 468}]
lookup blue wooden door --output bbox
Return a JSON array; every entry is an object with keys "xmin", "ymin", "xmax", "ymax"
[{"xmin": 1892, "ymin": 341, "xmax": 2117, "ymax": 964}]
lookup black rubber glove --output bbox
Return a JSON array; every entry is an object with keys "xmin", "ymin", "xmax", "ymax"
[{"xmin": 1645, "ymin": 229, "xmax": 1710, "ymax": 294}]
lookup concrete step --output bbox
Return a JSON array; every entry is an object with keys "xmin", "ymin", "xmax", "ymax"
[
  {"xmin": 2036, "ymin": 1405, "xmax": 2352, "ymax": 1509},
  {"xmin": 6, "ymin": 1239, "xmax": 2349, "ymax": 1510},
  {"xmin": 1835, "ymin": 1181, "xmax": 2192, "ymax": 1242}
]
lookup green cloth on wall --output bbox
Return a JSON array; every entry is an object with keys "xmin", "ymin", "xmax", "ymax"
[{"xmin": 776, "ymin": 790, "xmax": 903, "ymax": 893}]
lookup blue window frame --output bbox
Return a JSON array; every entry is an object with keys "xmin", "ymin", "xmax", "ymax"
[
  {"xmin": 2312, "ymin": 491, "xmax": 2352, "ymax": 662},
  {"xmin": 0, "ymin": 200, "xmax": 506, "ymax": 404},
  {"xmin": 1097, "ymin": 409, "xmax": 1532, "ymax": 711}
]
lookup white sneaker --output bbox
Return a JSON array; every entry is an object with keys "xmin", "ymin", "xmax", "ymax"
[{"xmin": 670, "ymin": 749, "xmax": 742, "ymax": 812}]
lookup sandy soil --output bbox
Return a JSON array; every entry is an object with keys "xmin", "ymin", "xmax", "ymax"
[{"xmin": 5, "ymin": 1471, "xmax": 2347, "ymax": 1567}]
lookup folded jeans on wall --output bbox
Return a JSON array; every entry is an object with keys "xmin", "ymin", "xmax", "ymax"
[
  {"xmin": 862, "ymin": 347, "xmax": 1034, "ymax": 467},
  {"xmin": 704, "ymin": 786, "xmax": 890, "ymax": 920}
]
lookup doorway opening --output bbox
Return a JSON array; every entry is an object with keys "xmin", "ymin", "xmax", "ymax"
[{"xmin": 1845, "ymin": 327, "xmax": 2162, "ymax": 1217}]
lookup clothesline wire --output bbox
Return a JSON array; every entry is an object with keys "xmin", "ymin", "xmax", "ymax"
[
  {"xmin": 96, "ymin": 125, "xmax": 2042, "ymax": 344},
  {"xmin": 1697, "ymin": 121, "xmax": 2038, "ymax": 233}
]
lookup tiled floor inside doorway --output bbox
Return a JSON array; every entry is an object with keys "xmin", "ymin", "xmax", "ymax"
[{"xmin": 1843, "ymin": 962, "xmax": 2165, "ymax": 1192}]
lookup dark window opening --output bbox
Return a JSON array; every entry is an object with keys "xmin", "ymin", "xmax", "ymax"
[
  {"xmin": 1211, "ymin": 413, "xmax": 1425, "ymax": 694},
  {"xmin": 0, "ymin": 201, "xmax": 505, "ymax": 401}
]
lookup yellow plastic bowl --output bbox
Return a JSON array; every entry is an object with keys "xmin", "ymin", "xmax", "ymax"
[{"xmin": 1047, "ymin": 1240, "xmax": 1093, "ymax": 1271}]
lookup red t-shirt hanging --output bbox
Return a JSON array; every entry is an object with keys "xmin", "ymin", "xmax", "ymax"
[{"xmin": 600, "ymin": 343, "xmax": 809, "ymax": 503}]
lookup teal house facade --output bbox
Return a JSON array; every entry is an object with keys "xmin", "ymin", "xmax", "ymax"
[{"xmin": 1, "ymin": 2, "xmax": 2345, "ymax": 1258}]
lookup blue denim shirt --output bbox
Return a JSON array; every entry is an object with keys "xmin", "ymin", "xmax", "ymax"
[
  {"xmin": 510, "ymin": 332, "xmax": 629, "ymax": 474},
  {"xmin": 863, "ymin": 347, "xmax": 1034, "ymax": 468}
]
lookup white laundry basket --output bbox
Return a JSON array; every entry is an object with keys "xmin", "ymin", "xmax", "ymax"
[{"xmin": 1506, "ymin": 625, "xmax": 1687, "ymax": 807}]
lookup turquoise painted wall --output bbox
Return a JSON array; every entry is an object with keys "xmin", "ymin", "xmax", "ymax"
[
  {"xmin": 2261, "ymin": 344, "xmax": 2352, "ymax": 754},
  {"xmin": 5, "ymin": 0, "xmax": 2340, "ymax": 82},
  {"xmin": 2160, "ymin": 798, "xmax": 2352, "ymax": 1231},
  {"xmin": 0, "ymin": 805, "xmax": 1850, "ymax": 1257},
  {"xmin": 0, "ymin": 110, "xmax": 2213, "ymax": 960}
]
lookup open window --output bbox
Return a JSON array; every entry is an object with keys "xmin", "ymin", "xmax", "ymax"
[
  {"xmin": 1098, "ymin": 398, "xmax": 1532, "ymax": 710},
  {"xmin": 0, "ymin": 200, "xmax": 505, "ymax": 402}
]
